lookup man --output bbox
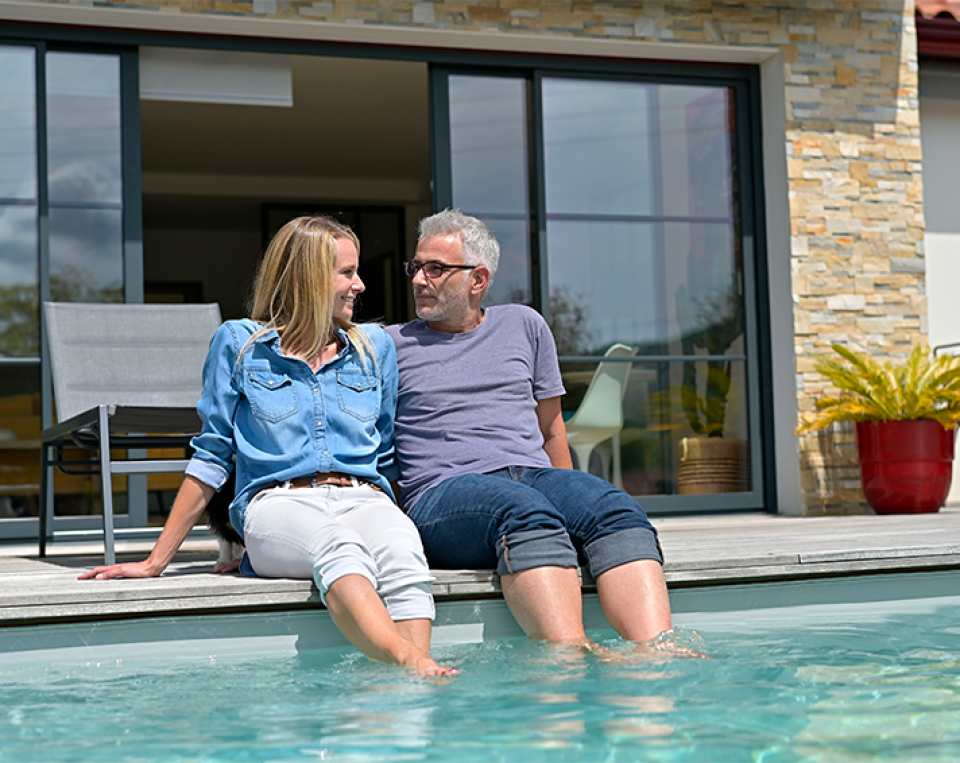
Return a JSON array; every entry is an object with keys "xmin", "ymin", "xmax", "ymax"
[{"xmin": 385, "ymin": 209, "xmax": 675, "ymax": 648}]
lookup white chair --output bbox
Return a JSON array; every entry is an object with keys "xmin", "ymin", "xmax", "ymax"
[
  {"xmin": 39, "ymin": 302, "xmax": 222, "ymax": 564},
  {"xmin": 565, "ymin": 343, "xmax": 638, "ymax": 489}
]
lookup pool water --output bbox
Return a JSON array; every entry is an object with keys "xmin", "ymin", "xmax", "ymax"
[{"xmin": 2, "ymin": 594, "xmax": 959, "ymax": 763}]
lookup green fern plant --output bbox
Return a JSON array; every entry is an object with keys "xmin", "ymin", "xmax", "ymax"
[{"xmin": 796, "ymin": 344, "xmax": 960, "ymax": 434}]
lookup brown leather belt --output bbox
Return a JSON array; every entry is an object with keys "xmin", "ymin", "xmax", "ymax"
[{"xmin": 285, "ymin": 472, "xmax": 381, "ymax": 491}]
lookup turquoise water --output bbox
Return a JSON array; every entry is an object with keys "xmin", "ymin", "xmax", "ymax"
[{"xmin": 2, "ymin": 598, "xmax": 960, "ymax": 762}]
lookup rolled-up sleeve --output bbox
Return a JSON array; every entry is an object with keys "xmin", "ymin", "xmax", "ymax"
[{"xmin": 186, "ymin": 322, "xmax": 240, "ymax": 490}]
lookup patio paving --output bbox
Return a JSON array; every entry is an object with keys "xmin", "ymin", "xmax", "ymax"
[{"xmin": 2, "ymin": 508, "xmax": 959, "ymax": 626}]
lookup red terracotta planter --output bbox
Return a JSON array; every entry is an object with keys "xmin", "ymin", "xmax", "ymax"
[{"xmin": 855, "ymin": 420, "xmax": 955, "ymax": 514}]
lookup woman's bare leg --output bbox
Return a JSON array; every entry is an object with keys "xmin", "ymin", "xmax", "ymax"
[
  {"xmin": 325, "ymin": 574, "xmax": 451, "ymax": 674},
  {"xmin": 394, "ymin": 619, "xmax": 432, "ymax": 653}
]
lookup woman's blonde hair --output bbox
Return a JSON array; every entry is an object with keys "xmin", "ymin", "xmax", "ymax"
[{"xmin": 245, "ymin": 215, "xmax": 373, "ymax": 365}]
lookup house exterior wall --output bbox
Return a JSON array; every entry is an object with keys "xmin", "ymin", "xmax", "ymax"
[{"xmin": 0, "ymin": 0, "xmax": 927, "ymax": 515}]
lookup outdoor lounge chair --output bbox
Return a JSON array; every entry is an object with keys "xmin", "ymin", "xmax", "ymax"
[{"xmin": 39, "ymin": 302, "xmax": 222, "ymax": 564}]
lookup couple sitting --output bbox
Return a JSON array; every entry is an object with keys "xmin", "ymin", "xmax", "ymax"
[{"xmin": 80, "ymin": 210, "xmax": 673, "ymax": 674}]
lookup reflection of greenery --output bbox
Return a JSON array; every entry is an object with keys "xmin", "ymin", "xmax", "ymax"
[
  {"xmin": 676, "ymin": 279, "xmax": 743, "ymax": 438},
  {"xmin": 548, "ymin": 285, "xmax": 593, "ymax": 357},
  {"xmin": 0, "ymin": 285, "xmax": 40, "ymax": 357},
  {"xmin": 0, "ymin": 267, "xmax": 122, "ymax": 357},
  {"xmin": 51, "ymin": 265, "xmax": 123, "ymax": 304}
]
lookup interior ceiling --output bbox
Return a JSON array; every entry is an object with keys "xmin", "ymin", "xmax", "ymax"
[{"xmin": 140, "ymin": 54, "xmax": 431, "ymax": 180}]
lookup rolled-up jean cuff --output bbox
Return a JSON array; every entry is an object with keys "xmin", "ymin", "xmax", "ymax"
[
  {"xmin": 315, "ymin": 559, "xmax": 378, "ymax": 605},
  {"xmin": 495, "ymin": 528, "xmax": 578, "ymax": 576},
  {"xmin": 383, "ymin": 584, "xmax": 436, "ymax": 622},
  {"xmin": 584, "ymin": 527, "xmax": 664, "ymax": 578}
]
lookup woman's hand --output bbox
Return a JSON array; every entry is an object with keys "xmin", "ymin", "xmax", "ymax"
[
  {"xmin": 77, "ymin": 475, "xmax": 215, "ymax": 582},
  {"xmin": 78, "ymin": 560, "xmax": 163, "ymax": 580}
]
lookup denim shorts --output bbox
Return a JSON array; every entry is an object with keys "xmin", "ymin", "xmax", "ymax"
[{"xmin": 407, "ymin": 466, "xmax": 663, "ymax": 578}]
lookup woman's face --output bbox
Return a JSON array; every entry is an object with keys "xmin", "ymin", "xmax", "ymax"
[{"xmin": 332, "ymin": 237, "xmax": 365, "ymax": 322}]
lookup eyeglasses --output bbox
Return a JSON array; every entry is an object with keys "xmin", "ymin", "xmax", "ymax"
[{"xmin": 403, "ymin": 260, "xmax": 477, "ymax": 279}]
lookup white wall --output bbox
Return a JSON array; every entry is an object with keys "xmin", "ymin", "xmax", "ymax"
[{"xmin": 920, "ymin": 64, "xmax": 960, "ymax": 505}]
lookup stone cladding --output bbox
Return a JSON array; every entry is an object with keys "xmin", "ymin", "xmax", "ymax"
[{"xmin": 8, "ymin": 0, "xmax": 926, "ymax": 514}]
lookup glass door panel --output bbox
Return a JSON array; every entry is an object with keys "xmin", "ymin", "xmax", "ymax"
[
  {"xmin": 542, "ymin": 78, "xmax": 655, "ymax": 217},
  {"xmin": 446, "ymin": 75, "xmax": 533, "ymax": 306},
  {"xmin": 543, "ymin": 77, "xmax": 751, "ymax": 503},
  {"xmin": 0, "ymin": 45, "xmax": 39, "ymax": 358},
  {"xmin": 46, "ymin": 52, "xmax": 124, "ymax": 304},
  {"xmin": 0, "ymin": 45, "xmax": 42, "ymax": 526}
]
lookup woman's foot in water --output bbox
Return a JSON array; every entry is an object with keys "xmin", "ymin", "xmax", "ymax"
[
  {"xmin": 633, "ymin": 628, "xmax": 710, "ymax": 659},
  {"xmin": 397, "ymin": 645, "xmax": 459, "ymax": 676}
]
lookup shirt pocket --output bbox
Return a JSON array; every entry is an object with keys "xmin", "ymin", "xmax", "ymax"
[
  {"xmin": 245, "ymin": 370, "xmax": 298, "ymax": 423},
  {"xmin": 336, "ymin": 371, "xmax": 379, "ymax": 422}
]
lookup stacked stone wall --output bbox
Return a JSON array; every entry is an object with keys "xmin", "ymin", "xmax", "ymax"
[{"xmin": 11, "ymin": 0, "xmax": 925, "ymax": 513}]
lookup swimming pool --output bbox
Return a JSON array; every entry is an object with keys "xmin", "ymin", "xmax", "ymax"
[{"xmin": 2, "ymin": 570, "xmax": 959, "ymax": 762}]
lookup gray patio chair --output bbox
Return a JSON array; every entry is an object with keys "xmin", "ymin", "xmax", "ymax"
[{"xmin": 39, "ymin": 302, "xmax": 222, "ymax": 564}]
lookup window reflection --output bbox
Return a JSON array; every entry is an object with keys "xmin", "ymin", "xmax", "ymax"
[
  {"xmin": 0, "ymin": 46, "xmax": 37, "ymax": 201},
  {"xmin": 0, "ymin": 46, "xmax": 40, "ymax": 359},
  {"xmin": 561, "ymin": 357, "xmax": 750, "ymax": 496},
  {"xmin": 449, "ymin": 76, "xmax": 530, "ymax": 215},
  {"xmin": 483, "ymin": 217, "xmax": 532, "ymax": 307},
  {"xmin": 49, "ymin": 208, "xmax": 123, "ymax": 303},
  {"xmin": 0, "ymin": 366, "xmax": 42, "ymax": 520},
  {"xmin": 0, "ymin": 206, "xmax": 40, "ymax": 357},
  {"xmin": 546, "ymin": 221, "xmax": 659, "ymax": 353},
  {"xmin": 46, "ymin": 53, "xmax": 122, "ymax": 205},
  {"xmin": 543, "ymin": 78, "xmax": 654, "ymax": 217},
  {"xmin": 448, "ymin": 75, "xmax": 533, "ymax": 306},
  {"xmin": 47, "ymin": 51, "xmax": 124, "ymax": 305}
]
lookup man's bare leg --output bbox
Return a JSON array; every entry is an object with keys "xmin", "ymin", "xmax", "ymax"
[
  {"xmin": 595, "ymin": 559, "xmax": 672, "ymax": 642},
  {"xmin": 500, "ymin": 565, "xmax": 587, "ymax": 645},
  {"xmin": 325, "ymin": 574, "xmax": 452, "ymax": 674}
]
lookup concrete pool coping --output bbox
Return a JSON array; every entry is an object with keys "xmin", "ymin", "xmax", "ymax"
[{"xmin": 3, "ymin": 508, "xmax": 960, "ymax": 627}]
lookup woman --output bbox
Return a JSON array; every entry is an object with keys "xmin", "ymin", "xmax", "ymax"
[{"xmin": 80, "ymin": 216, "xmax": 450, "ymax": 675}]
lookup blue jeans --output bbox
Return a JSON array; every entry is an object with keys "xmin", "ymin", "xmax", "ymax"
[{"xmin": 407, "ymin": 466, "xmax": 663, "ymax": 578}]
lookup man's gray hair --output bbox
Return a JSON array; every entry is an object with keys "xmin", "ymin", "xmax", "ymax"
[{"xmin": 418, "ymin": 209, "xmax": 500, "ymax": 282}]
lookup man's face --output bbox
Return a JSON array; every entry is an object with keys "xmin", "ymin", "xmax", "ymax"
[{"xmin": 411, "ymin": 234, "xmax": 474, "ymax": 325}]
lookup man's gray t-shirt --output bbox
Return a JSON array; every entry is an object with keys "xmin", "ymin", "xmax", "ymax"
[{"xmin": 386, "ymin": 304, "xmax": 566, "ymax": 509}]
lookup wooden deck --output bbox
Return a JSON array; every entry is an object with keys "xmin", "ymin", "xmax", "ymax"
[{"xmin": 3, "ymin": 508, "xmax": 959, "ymax": 627}]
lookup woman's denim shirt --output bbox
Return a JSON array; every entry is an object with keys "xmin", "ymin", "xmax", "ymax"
[{"xmin": 185, "ymin": 319, "xmax": 399, "ymax": 538}]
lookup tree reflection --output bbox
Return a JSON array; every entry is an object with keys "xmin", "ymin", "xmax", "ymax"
[{"xmin": 0, "ymin": 267, "xmax": 122, "ymax": 357}]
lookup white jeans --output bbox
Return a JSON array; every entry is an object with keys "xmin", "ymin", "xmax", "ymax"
[{"xmin": 243, "ymin": 484, "xmax": 436, "ymax": 621}]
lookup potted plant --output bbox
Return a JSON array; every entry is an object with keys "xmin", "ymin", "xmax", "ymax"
[{"xmin": 797, "ymin": 343, "xmax": 960, "ymax": 513}]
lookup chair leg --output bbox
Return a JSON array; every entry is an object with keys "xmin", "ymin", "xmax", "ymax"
[
  {"xmin": 569, "ymin": 442, "xmax": 597, "ymax": 475},
  {"xmin": 611, "ymin": 433, "xmax": 623, "ymax": 490},
  {"xmin": 39, "ymin": 444, "xmax": 52, "ymax": 557},
  {"xmin": 98, "ymin": 405, "xmax": 117, "ymax": 566}
]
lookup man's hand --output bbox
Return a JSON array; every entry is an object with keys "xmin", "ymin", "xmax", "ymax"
[{"xmin": 536, "ymin": 396, "xmax": 574, "ymax": 469}]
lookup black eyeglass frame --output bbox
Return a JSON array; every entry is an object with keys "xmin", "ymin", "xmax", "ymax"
[{"xmin": 403, "ymin": 260, "xmax": 479, "ymax": 279}]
